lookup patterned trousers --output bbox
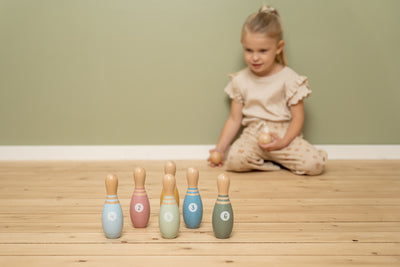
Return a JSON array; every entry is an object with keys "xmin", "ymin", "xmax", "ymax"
[{"xmin": 225, "ymin": 121, "xmax": 327, "ymax": 175}]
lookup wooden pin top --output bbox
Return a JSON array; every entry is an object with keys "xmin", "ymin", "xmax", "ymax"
[
  {"xmin": 217, "ymin": 173, "xmax": 230, "ymax": 196},
  {"xmin": 105, "ymin": 174, "xmax": 118, "ymax": 195},
  {"xmin": 163, "ymin": 174, "xmax": 176, "ymax": 197},
  {"xmin": 164, "ymin": 160, "xmax": 176, "ymax": 175},
  {"xmin": 186, "ymin": 167, "xmax": 199, "ymax": 188},
  {"xmin": 134, "ymin": 167, "xmax": 146, "ymax": 188}
]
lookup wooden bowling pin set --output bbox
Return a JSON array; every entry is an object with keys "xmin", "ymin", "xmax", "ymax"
[{"xmin": 102, "ymin": 161, "xmax": 234, "ymax": 239}]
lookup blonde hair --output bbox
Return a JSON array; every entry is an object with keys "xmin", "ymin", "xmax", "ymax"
[{"xmin": 241, "ymin": 5, "xmax": 288, "ymax": 66}]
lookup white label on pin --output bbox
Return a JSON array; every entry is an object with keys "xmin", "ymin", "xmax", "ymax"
[
  {"xmin": 188, "ymin": 203, "xmax": 198, "ymax": 212},
  {"xmin": 135, "ymin": 203, "xmax": 144, "ymax": 213},
  {"xmin": 164, "ymin": 212, "xmax": 174, "ymax": 222},
  {"xmin": 220, "ymin": 211, "xmax": 230, "ymax": 221},
  {"xmin": 107, "ymin": 211, "xmax": 117, "ymax": 222}
]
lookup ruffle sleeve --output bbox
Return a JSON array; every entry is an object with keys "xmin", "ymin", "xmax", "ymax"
[
  {"xmin": 224, "ymin": 73, "xmax": 244, "ymax": 104},
  {"xmin": 285, "ymin": 75, "xmax": 312, "ymax": 106}
]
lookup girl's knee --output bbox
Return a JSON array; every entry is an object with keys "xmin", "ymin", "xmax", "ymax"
[
  {"xmin": 225, "ymin": 146, "xmax": 259, "ymax": 172},
  {"xmin": 225, "ymin": 153, "xmax": 253, "ymax": 172},
  {"xmin": 293, "ymin": 156, "xmax": 326, "ymax": 175}
]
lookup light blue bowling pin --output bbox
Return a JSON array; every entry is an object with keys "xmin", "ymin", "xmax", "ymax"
[
  {"xmin": 183, "ymin": 167, "xmax": 203, "ymax": 229},
  {"xmin": 102, "ymin": 174, "xmax": 123, "ymax": 239}
]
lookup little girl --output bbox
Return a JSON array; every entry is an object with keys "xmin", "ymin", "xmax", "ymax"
[{"xmin": 209, "ymin": 5, "xmax": 327, "ymax": 175}]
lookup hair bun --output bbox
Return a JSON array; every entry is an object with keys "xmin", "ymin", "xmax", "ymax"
[{"xmin": 259, "ymin": 5, "xmax": 276, "ymax": 14}]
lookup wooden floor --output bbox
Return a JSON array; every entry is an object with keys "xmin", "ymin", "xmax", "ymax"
[{"xmin": 0, "ymin": 160, "xmax": 399, "ymax": 266}]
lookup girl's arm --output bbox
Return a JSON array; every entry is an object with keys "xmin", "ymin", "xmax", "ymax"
[
  {"xmin": 209, "ymin": 100, "xmax": 243, "ymax": 166},
  {"xmin": 260, "ymin": 100, "xmax": 304, "ymax": 151}
]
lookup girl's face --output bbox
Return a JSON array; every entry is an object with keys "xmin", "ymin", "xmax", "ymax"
[{"xmin": 241, "ymin": 32, "xmax": 284, "ymax": 77}]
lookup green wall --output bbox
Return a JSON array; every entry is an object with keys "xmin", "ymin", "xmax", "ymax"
[{"xmin": 1, "ymin": 0, "xmax": 399, "ymax": 145}]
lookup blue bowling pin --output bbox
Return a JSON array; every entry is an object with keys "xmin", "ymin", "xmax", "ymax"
[
  {"xmin": 102, "ymin": 174, "xmax": 123, "ymax": 239},
  {"xmin": 183, "ymin": 167, "xmax": 203, "ymax": 229}
]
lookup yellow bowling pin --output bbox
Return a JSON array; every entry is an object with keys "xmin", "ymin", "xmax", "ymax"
[{"xmin": 160, "ymin": 161, "xmax": 179, "ymax": 206}]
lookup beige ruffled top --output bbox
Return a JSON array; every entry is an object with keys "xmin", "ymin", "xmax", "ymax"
[{"xmin": 224, "ymin": 66, "xmax": 311, "ymax": 126}]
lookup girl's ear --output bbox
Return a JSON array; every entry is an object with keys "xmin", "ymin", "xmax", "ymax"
[{"xmin": 276, "ymin": 40, "xmax": 285, "ymax": 55}]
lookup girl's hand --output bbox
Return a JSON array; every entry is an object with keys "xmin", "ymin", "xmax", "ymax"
[
  {"xmin": 258, "ymin": 132, "xmax": 288, "ymax": 151},
  {"xmin": 208, "ymin": 149, "xmax": 224, "ymax": 167}
]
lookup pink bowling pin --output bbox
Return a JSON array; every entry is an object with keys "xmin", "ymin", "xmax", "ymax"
[{"xmin": 130, "ymin": 167, "xmax": 150, "ymax": 228}]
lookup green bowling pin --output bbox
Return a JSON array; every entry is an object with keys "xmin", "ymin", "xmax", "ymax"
[
  {"xmin": 159, "ymin": 174, "xmax": 180, "ymax": 239},
  {"xmin": 212, "ymin": 173, "xmax": 233, "ymax": 239}
]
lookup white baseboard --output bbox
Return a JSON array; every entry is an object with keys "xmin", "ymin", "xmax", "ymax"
[
  {"xmin": 315, "ymin": 145, "xmax": 400, "ymax": 160},
  {"xmin": 0, "ymin": 145, "xmax": 399, "ymax": 160},
  {"xmin": 0, "ymin": 145, "xmax": 214, "ymax": 161}
]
